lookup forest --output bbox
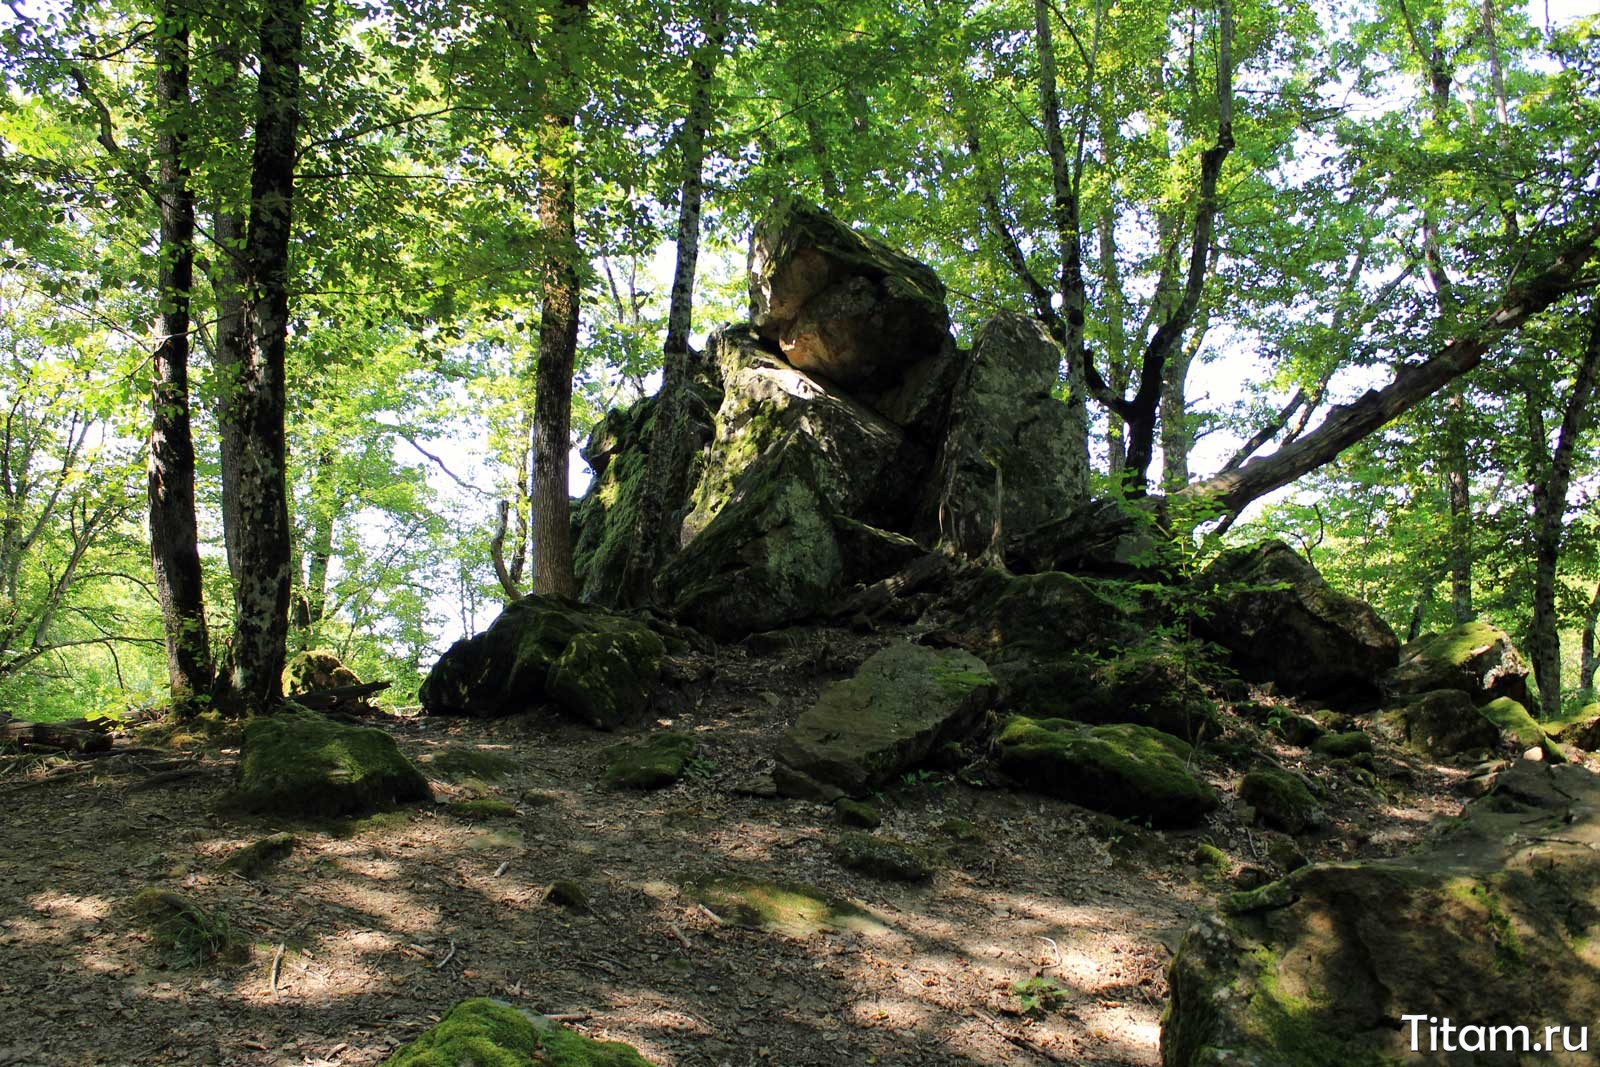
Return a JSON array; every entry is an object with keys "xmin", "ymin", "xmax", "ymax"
[{"xmin": 3, "ymin": 0, "xmax": 1600, "ymax": 1064}]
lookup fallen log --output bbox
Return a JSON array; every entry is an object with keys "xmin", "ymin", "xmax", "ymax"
[
  {"xmin": 0, "ymin": 719, "xmax": 112, "ymax": 754},
  {"xmin": 290, "ymin": 680, "xmax": 392, "ymax": 711}
]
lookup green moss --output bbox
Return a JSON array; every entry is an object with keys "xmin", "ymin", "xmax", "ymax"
[
  {"xmin": 1311, "ymin": 731, "xmax": 1373, "ymax": 759},
  {"xmin": 684, "ymin": 875, "xmax": 888, "ymax": 937},
  {"xmin": 1478, "ymin": 697, "xmax": 1565, "ymax": 762},
  {"xmin": 127, "ymin": 888, "xmax": 247, "ymax": 966},
  {"xmin": 548, "ymin": 627, "xmax": 667, "ymax": 730},
  {"xmin": 1193, "ymin": 843, "xmax": 1230, "ymax": 880},
  {"xmin": 600, "ymin": 731, "xmax": 696, "ymax": 790},
  {"xmin": 1446, "ymin": 878, "xmax": 1524, "ymax": 976},
  {"xmin": 994, "ymin": 716, "xmax": 1218, "ymax": 828},
  {"xmin": 383, "ymin": 998, "xmax": 653, "ymax": 1067},
  {"xmin": 229, "ymin": 711, "xmax": 431, "ymax": 818},
  {"xmin": 545, "ymin": 879, "xmax": 590, "ymax": 911},
  {"xmin": 1238, "ymin": 946, "xmax": 1401, "ymax": 1067},
  {"xmin": 1239, "ymin": 769, "xmax": 1322, "ymax": 835},
  {"xmin": 940, "ymin": 817, "xmax": 983, "ymax": 842},
  {"xmin": 425, "ymin": 747, "xmax": 521, "ymax": 782},
  {"xmin": 834, "ymin": 831, "xmax": 936, "ymax": 882},
  {"xmin": 1220, "ymin": 879, "xmax": 1296, "ymax": 915},
  {"xmin": 446, "ymin": 798, "xmax": 519, "ymax": 820},
  {"xmin": 219, "ymin": 833, "xmax": 296, "ymax": 878},
  {"xmin": 330, "ymin": 809, "xmax": 415, "ymax": 837},
  {"xmin": 834, "ymin": 798, "xmax": 882, "ymax": 828}
]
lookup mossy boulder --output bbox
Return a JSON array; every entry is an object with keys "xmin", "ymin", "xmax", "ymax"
[
  {"xmin": 1274, "ymin": 713, "xmax": 1328, "ymax": 748},
  {"xmin": 1310, "ymin": 730, "xmax": 1372, "ymax": 759},
  {"xmin": 834, "ymin": 831, "xmax": 936, "ymax": 882},
  {"xmin": 1194, "ymin": 540, "xmax": 1398, "ymax": 707},
  {"xmin": 1547, "ymin": 702, "xmax": 1600, "ymax": 752},
  {"xmin": 915, "ymin": 311, "xmax": 1088, "ymax": 557},
  {"xmin": 1478, "ymin": 696, "xmax": 1565, "ymax": 762},
  {"xmin": 749, "ymin": 198, "xmax": 950, "ymax": 395},
  {"xmin": 993, "ymin": 716, "xmax": 1218, "ymax": 828},
  {"xmin": 1382, "ymin": 620, "xmax": 1532, "ymax": 708},
  {"xmin": 1375, "ymin": 688, "xmax": 1499, "ymax": 760},
  {"xmin": 600, "ymin": 731, "xmax": 697, "ymax": 790},
  {"xmin": 419, "ymin": 595, "xmax": 664, "ymax": 728},
  {"xmin": 1238, "ymin": 769, "xmax": 1323, "ymax": 835},
  {"xmin": 1162, "ymin": 761, "xmax": 1600, "ymax": 1067},
  {"xmin": 834, "ymin": 798, "xmax": 882, "ymax": 829},
  {"xmin": 775, "ymin": 643, "xmax": 996, "ymax": 798},
  {"xmin": 383, "ymin": 998, "xmax": 652, "ymax": 1067},
  {"xmin": 230, "ymin": 711, "xmax": 431, "ymax": 818},
  {"xmin": 283, "ymin": 649, "xmax": 360, "ymax": 695},
  {"xmin": 684, "ymin": 874, "xmax": 888, "ymax": 938}
]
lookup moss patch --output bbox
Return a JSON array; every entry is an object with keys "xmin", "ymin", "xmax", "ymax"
[
  {"xmin": 600, "ymin": 731, "xmax": 696, "ymax": 790},
  {"xmin": 424, "ymin": 747, "xmax": 521, "ymax": 782},
  {"xmin": 383, "ymin": 998, "xmax": 653, "ymax": 1067},
  {"xmin": 684, "ymin": 875, "xmax": 887, "ymax": 938},
  {"xmin": 1478, "ymin": 697, "xmax": 1565, "ymax": 762},
  {"xmin": 230, "ymin": 711, "xmax": 431, "ymax": 818},
  {"xmin": 834, "ymin": 798, "xmax": 882, "ymax": 829},
  {"xmin": 446, "ymin": 798, "xmax": 519, "ymax": 820},
  {"xmin": 127, "ymin": 888, "xmax": 246, "ymax": 965},
  {"xmin": 1310, "ymin": 731, "xmax": 1372, "ymax": 759},
  {"xmin": 219, "ymin": 833, "xmax": 296, "ymax": 878}
]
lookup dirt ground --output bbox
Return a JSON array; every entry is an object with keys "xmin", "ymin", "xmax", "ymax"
[{"xmin": 0, "ymin": 627, "xmax": 1474, "ymax": 1067}]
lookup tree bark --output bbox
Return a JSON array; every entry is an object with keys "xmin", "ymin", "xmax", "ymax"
[
  {"xmin": 1177, "ymin": 221, "xmax": 1600, "ymax": 516},
  {"xmin": 215, "ymin": 0, "xmax": 302, "ymax": 712},
  {"xmin": 148, "ymin": 1, "xmax": 213, "ymax": 703},
  {"xmin": 1579, "ymin": 579, "xmax": 1600, "ymax": 701},
  {"xmin": 529, "ymin": 0, "xmax": 588, "ymax": 599},
  {"xmin": 1527, "ymin": 298, "xmax": 1600, "ymax": 716}
]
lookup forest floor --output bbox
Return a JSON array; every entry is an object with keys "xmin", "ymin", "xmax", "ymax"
[{"xmin": 0, "ymin": 626, "xmax": 1484, "ymax": 1067}]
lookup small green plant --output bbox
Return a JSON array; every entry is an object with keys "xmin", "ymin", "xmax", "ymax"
[
  {"xmin": 685, "ymin": 753, "xmax": 718, "ymax": 780},
  {"xmin": 1011, "ymin": 976, "xmax": 1071, "ymax": 1015},
  {"xmin": 899, "ymin": 768, "xmax": 944, "ymax": 788},
  {"xmin": 128, "ymin": 888, "xmax": 246, "ymax": 966}
]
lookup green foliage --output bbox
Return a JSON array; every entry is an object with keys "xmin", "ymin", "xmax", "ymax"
[{"xmin": 1011, "ymin": 976, "xmax": 1071, "ymax": 1016}]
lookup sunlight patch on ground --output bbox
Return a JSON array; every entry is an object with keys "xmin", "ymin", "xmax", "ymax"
[{"xmin": 26, "ymin": 889, "xmax": 112, "ymax": 923}]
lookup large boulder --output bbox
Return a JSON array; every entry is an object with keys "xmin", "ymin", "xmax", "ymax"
[
  {"xmin": 657, "ymin": 330, "xmax": 914, "ymax": 637},
  {"xmin": 231, "ymin": 711, "xmax": 431, "ymax": 818},
  {"xmin": 1375, "ymin": 688, "xmax": 1501, "ymax": 760},
  {"xmin": 775, "ymin": 642, "xmax": 996, "ymax": 798},
  {"xmin": 1194, "ymin": 541, "xmax": 1398, "ymax": 705},
  {"xmin": 384, "ymin": 998, "xmax": 652, "ymax": 1067},
  {"xmin": 993, "ymin": 716, "xmax": 1218, "ymax": 828},
  {"xmin": 916, "ymin": 311, "xmax": 1089, "ymax": 557},
  {"xmin": 1162, "ymin": 760, "xmax": 1600, "ymax": 1066},
  {"xmin": 419, "ymin": 595, "xmax": 665, "ymax": 729},
  {"xmin": 749, "ymin": 199, "xmax": 951, "ymax": 396},
  {"xmin": 572, "ymin": 356, "xmax": 722, "ymax": 606},
  {"xmin": 1383, "ymin": 620, "xmax": 1533, "ymax": 708}
]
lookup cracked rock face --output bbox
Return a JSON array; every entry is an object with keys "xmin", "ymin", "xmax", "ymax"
[{"xmin": 916, "ymin": 311, "xmax": 1089, "ymax": 556}]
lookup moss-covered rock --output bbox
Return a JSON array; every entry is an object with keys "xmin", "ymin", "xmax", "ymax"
[
  {"xmin": 1382, "ymin": 620, "xmax": 1532, "ymax": 708},
  {"xmin": 283, "ymin": 649, "xmax": 360, "ymax": 695},
  {"xmin": 834, "ymin": 831, "xmax": 936, "ymax": 882},
  {"xmin": 834, "ymin": 798, "xmax": 882, "ymax": 829},
  {"xmin": 1193, "ymin": 843, "xmax": 1230, "ymax": 880},
  {"xmin": 230, "ymin": 711, "xmax": 431, "ymax": 818},
  {"xmin": 600, "ymin": 731, "xmax": 696, "ymax": 790},
  {"xmin": 775, "ymin": 643, "xmax": 996, "ymax": 798},
  {"xmin": 127, "ymin": 888, "xmax": 246, "ymax": 965},
  {"xmin": 419, "ymin": 595, "xmax": 664, "ymax": 728},
  {"xmin": 1163, "ymin": 761, "xmax": 1600, "ymax": 1067},
  {"xmin": 1375, "ymin": 688, "xmax": 1499, "ymax": 760},
  {"xmin": 383, "ymin": 998, "xmax": 653, "ymax": 1067},
  {"xmin": 1478, "ymin": 696, "xmax": 1565, "ymax": 762},
  {"xmin": 1239, "ymin": 770, "xmax": 1323, "ymax": 835},
  {"xmin": 684, "ymin": 875, "xmax": 888, "ymax": 938},
  {"xmin": 1194, "ymin": 540, "xmax": 1398, "ymax": 707},
  {"xmin": 1273, "ymin": 713, "xmax": 1328, "ymax": 748},
  {"xmin": 1310, "ymin": 730, "xmax": 1372, "ymax": 759},
  {"xmin": 219, "ymin": 832, "xmax": 296, "ymax": 878},
  {"xmin": 993, "ymin": 716, "xmax": 1218, "ymax": 828},
  {"xmin": 915, "ymin": 311, "xmax": 1088, "ymax": 556},
  {"xmin": 1545, "ymin": 701, "xmax": 1600, "ymax": 751}
]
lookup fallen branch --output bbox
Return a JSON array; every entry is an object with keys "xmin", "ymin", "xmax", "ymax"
[
  {"xmin": 270, "ymin": 944, "xmax": 285, "ymax": 995},
  {"xmin": 435, "ymin": 939, "xmax": 457, "ymax": 970}
]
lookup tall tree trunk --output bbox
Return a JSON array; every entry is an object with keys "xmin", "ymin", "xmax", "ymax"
[
  {"xmin": 529, "ymin": 0, "xmax": 588, "ymax": 598},
  {"xmin": 1160, "ymin": 307, "xmax": 1210, "ymax": 492},
  {"xmin": 1444, "ymin": 385, "xmax": 1475, "ymax": 621},
  {"xmin": 215, "ymin": 0, "xmax": 302, "ymax": 711},
  {"xmin": 1579, "ymin": 579, "xmax": 1600, "ymax": 702},
  {"xmin": 148, "ymin": 1, "xmax": 213, "ymax": 703},
  {"xmin": 618, "ymin": 14, "xmax": 723, "ymax": 605},
  {"xmin": 1527, "ymin": 298, "xmax": 1600, "ymax": 716}
]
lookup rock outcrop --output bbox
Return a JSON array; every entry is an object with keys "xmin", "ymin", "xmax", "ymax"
[
  {"xmin": 1163, "ymin": 760, "xmax": 1600, "ymax": 1067},
  {"xmin": 1383, "ymin": 620, "xmax": 1533, "ymax": 708},
  {"xmin": 420, "ymin": 595, "xmax": 664, "ymax": 729},
  {"xmin": 1194, "ymin": 540, "xmax": 1399, "ymax": 705},
  {"xmin": 775, "ymin": 642, "xmax": 996, "ymax": 798}
]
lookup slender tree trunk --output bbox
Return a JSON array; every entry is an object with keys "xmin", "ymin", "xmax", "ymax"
[
  {"xmin": 1444, "ymin": 385, "xmax": 1474, "ymax": 621},
  {"xmin": 617, "ymin": 14, "xmax": 723, "ymax": 605},
  {"xmin": 1527, "ymin": 299, "xmax": 1600, "ymax": 716},
  {"xmin": 1579, "ymin": 580, "xmax": 1600, "ymax": 702},
  {"xmin": 1160, "ymin": 307, "xmax": 1209, "ymax": 492},
  {"xmin": 529, "ymin": 0, "xmax": 588, "ymax": 599},
  {"xmin": 215, "ymin": 0, "xmax": 302, "ymax": 711},
  {"xmin": 148, "ymin": 2, "xmax": 213, "ymax": 703}
]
